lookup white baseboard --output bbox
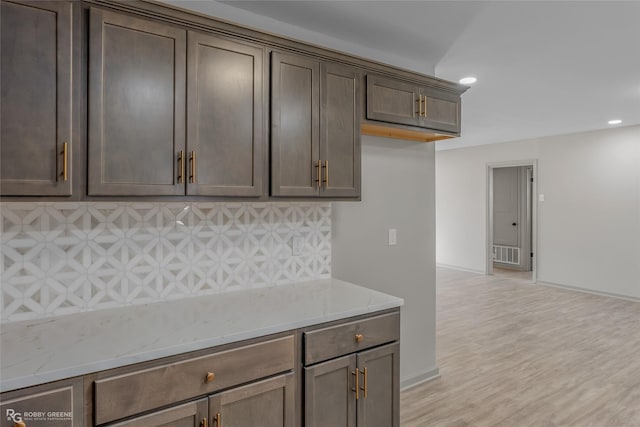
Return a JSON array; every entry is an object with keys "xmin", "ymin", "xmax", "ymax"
[
  {"xmin": 436, "ymin": 263, "xmax": 485, "ymax": 275},
  {"xmin": 537, "ymin": 280, "xmax": 640, "ymax": 303},
  {"xmin": 400, "ymin": 368, "xmax": 440, "ymax": 391}
]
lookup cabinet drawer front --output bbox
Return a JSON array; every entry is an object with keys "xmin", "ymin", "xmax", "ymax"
[
  {"xmin": 94, "ymin": 335, "xmax": 294, "ymax": 425},
  {"xmin": 304, "ymin": 312, "xmax": 399, "ymax": 365}
]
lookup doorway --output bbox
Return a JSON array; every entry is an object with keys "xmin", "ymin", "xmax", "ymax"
[{"xmin": 487, "ymin": 161, "xmax": 537, "ymax": 283}]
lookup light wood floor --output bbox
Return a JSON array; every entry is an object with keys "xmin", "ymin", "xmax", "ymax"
[
  {"xmin": 400, "ymin": 268, "xmax": 640, "ymax": 426},
  {"xmin": 493, "ymin": 265, "xmax": 533, "ymax": 282}
]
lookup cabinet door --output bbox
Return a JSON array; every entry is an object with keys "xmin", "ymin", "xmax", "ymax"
[
  {"xmin": 187, "ymin": 32, "xmax": 264, "ymax": 197},
  {"xmin": 304, "ymin": 355, "xmax": 356, "ymax": 427},
  {"xmin": 0, "ymin": 0, "xmax": 72, "ymax": 196},
  {"xmin": 420, "ymin": 87, "xmax": 461, "ymax": 134},
  {"xmin": 356, "ymin": 343, "xmax": 400, "ymax": 427},
  {"xmin": 209, "ymin": 373, "xmax": 295, "ymax": 427},
  {"xmin": 366, "ymin": 74, "xmax": 420, "ymax": 128},
  {"xmin": 107, "ymin": 399, "xmax": 207, "ymax": 427},
  {"xmin": 271, "ymin": 51, "xmax": 320, "ymax": 197},
  {"xmin": 88, "ymin": 8, "xmax": 186, "ymax": 196},
  {"xmin": 0, "ymin": 377, "xmax": 82, "ymax": 427},
  {"xmin": 320, "ymin": 62, "xmax": 360, "ymax": 198}
]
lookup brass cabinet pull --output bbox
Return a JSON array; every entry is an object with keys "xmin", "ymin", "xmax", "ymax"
[
  {"xmin": 361, "ymin": 367, "xmax": 368, "ymax": 399},
  {"xmin": 422, "ymin": 95, "xmax": 428, "ymax": 117},
  {"xmin": 416, "ymin": 95, "xmax": 422, "ymax": 117},
  {"xmin": 315, "ymin": 159, "xmax": 321, "ymax": 189},
  {"xmin": 201, "ymin": 418, "xmax": 208, "ymax": 427},
  {"xmin": 352, "ymin": 368, "xmax": 360, "ymax": 400},
  {"xmin": 61, "ymin": 141, "xmax": 69, "ymax": 181},
  {"xmin": 205, "ymin": 372, "xmax": 215, "ymax": 383},
  {"xmin": 189, "ymin": 151, "xmax": 196, "ymax": 183},
  {"xmin": 214, "ymin": 412, "xmax": 221, "ymax": 426},
  {"xmin": 355, "ymin": 333, "xmax": 363, "ymax": 343},
  {"xmin": 322, "ymin": 160, "xmax": 329, "ymax": 187},
  {"xmin": 178, "ymin": 150, "xmax": 185, "ymax": 184}
]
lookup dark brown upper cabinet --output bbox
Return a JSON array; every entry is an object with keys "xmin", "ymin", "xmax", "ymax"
[
  {"xmin": 271, "ymin": 52, "xmax": 360, "ymax": 199},
  {"xmin": 88, "ymin": 8, "xmax": 187, "ymax": 196},
  {"xmin": 0, "ymin": 0, "xmax": 73, "ymax": 196},
  {"xmin": 366, "ymin": 74, "xmax": 461, "ymax": 134},
  {"xmin": 187, "ymin": 31, "xmax": 264, "ymax": 197}
]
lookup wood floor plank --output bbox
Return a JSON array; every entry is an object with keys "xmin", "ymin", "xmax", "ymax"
[{"xmin": 400, "ymin": 268, "xmax": 640, "ymax": 426}]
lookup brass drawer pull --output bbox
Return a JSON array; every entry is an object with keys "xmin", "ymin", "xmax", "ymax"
[
  {"xmin": 422, "ymin": 95, "xmax": 427, "ymax": 117},
  {"xmin": 322, "ymin": 160, "xmax": 329, "ymax": 187},
  {"xmin": 214, "ymin": 412, "xmax": 221, "ymax": 426},
  {"xmin": 61, "ymin": 141, "xmax": 69, "ymax": 181},
  {"xmin": 205, "ymin": 372, "xmax": 215, "ymax": 383},
  {"xmin": 355, "ymin": 333, "xmax": 364, "ymax": 343},
  {"xmin": 361, "ymin": 367, "xmax": 368, "ymax": 399},
  {"xmin": 189, "ymin": 151, "xmax": 197, "ymax": 183},
  {"xmin": 178, "ymin": 150, "xmax": 185, "ymax": 184},
  {"xmin": 315, "ymin": 159, "xmax": 321, "ymax": 189},
  {"xmin": 201, "ymin": 418, "xmax": 207, "ymax": 427},
  {"xmin": 416, "ymin": 95, "xmax": 422, "ymax": 117},
  {"xmin": 352, "ymin": 368, "xmax": 359, "ymax": 400}
]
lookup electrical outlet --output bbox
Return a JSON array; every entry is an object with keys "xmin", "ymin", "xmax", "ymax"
[
  {"xmin": 292, "ymin": 236, "xmax": 304, "ymax": 256},
  {"xmin": 388, "ymin": 228, "xmax": 397, "ymax": 246}
]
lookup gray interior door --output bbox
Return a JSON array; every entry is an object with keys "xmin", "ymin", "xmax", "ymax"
[
  {"xmin": 493, "ymin": 166, "xmax": 520, "ymax": 247},
  {"xmin": 305, "ymin": 354, "xmax": 357, "ymax": 427},
  {"xmin": 1, "ymin": 0, "xmax": 72, "ymax": 196},
  {"xmin": 493, "ymin": 166, "xmax": 533, "ymax": 270}
]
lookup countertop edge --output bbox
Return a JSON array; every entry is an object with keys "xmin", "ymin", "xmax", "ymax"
[{"xmin": 1, "ymin": 284, "xmax": 403, "ymax": 393}]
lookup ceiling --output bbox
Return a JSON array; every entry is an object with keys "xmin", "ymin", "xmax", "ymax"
[{"xmin": 168, "ymin": 1, "xmax": 640, "ymax": 150}]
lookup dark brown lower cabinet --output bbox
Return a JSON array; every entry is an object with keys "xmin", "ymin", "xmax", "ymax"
[
  {"xmin": 104, "ymin": 373, "xmax": 294, "ymax": 427},
  {"xmin": 209, "ymin": 373, "xmax": 295, "ymax": 427},
  {"xmin": 106, "ymin": 399, "xmax": 207, "ymax": 427},
  {"xmin": 305, "ymin": 355, "xmax": 356, "ymax": 427},
  {"xmin": 304, "ymin": 343, "xmax": 399, "ymax": 427},
  {"xmin": 0, "ymin": 377, "xmax": 83, "ymax": 427}
]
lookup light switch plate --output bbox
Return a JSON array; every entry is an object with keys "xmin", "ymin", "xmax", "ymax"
[
  {"xmin": 388, "ymin": 228, "xmax": 397, "ymax": 246},
  {"xmin": 538, "ymin": 194, "xmax": 545, "ymax": 202}
]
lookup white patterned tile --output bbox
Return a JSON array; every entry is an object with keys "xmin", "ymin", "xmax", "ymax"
[{"xmin": 1, "ymin": 202, "xmax": 331, "ymax": 322}]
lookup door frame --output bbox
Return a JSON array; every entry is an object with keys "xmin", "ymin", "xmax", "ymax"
[{"xmin": 486, "ymin": 160, "xmax": 538, "ymax": 283}]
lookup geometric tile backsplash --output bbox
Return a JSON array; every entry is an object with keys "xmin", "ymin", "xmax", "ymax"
[{"xmin": 0, "ymin": 202, "xmax": 331, "ymax": 323}]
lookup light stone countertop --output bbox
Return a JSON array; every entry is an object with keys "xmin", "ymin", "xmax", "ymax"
[{"xmin": 0, "ymin": 279, "xmax": 403, "ymax": 393}]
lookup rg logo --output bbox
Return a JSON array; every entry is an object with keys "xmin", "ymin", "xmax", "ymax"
[{"xmin": 6, "ymin": 409, "xmax": 23, "ymax": 422}]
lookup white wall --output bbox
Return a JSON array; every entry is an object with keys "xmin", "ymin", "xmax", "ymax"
[
  {"xmin": 159, "ymin": 0, "xmax": 436, "ymax": 74},
  {"xmin": 333, "ymin": 137, "xmax": 438, "ymax": 387},
  {"xmin": 160, "ymin": 0, "xmax": 441, "ymax": 388},
  {"xmin": 436, "ymin": 125, "xmax": 640, "ymax": 299}
]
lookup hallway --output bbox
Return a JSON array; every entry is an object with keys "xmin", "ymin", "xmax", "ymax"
[{"xmin": 400, "ymin": 268, "xmax": 640, "ymax": 426}]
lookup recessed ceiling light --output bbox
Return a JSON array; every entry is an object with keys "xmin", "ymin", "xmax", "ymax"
[
  {"xmin": 459, "ymin": 76, "xmax": 477, "ymax": 85},
  {"xmin": 608, "ymin": 119, "xmax": 622, "ymax": 125}
]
